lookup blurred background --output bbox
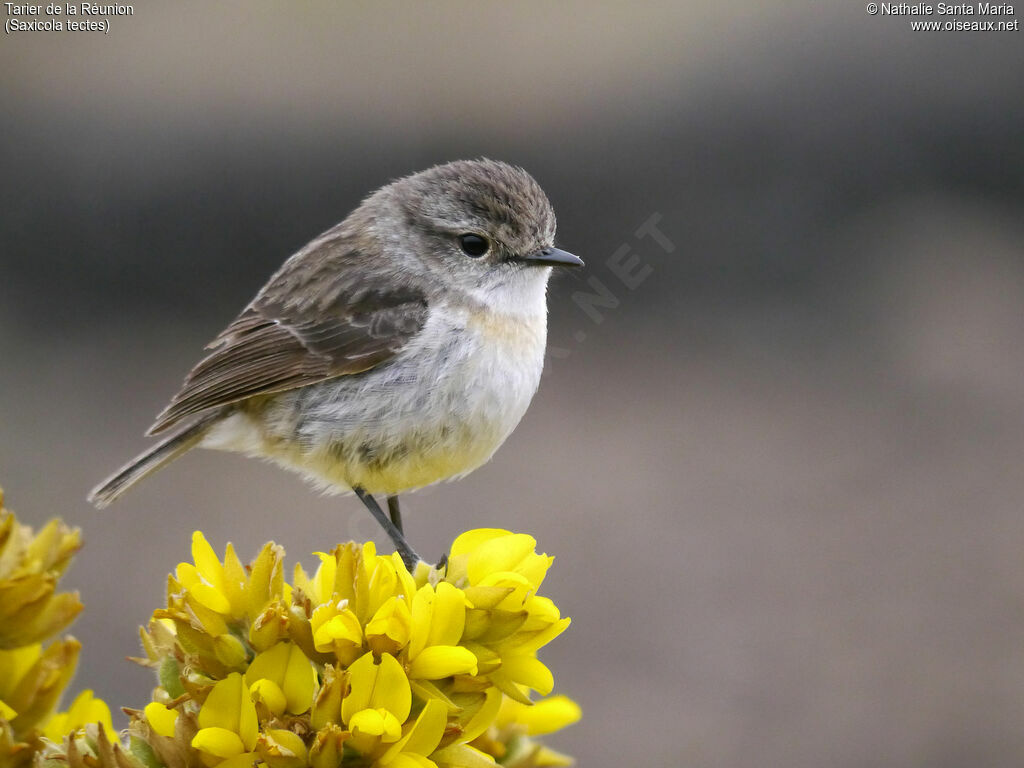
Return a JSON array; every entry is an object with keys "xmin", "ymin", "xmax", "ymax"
[{"xmin": 3, "ymin": 2, "xmax": 1024, "ymax": 766}]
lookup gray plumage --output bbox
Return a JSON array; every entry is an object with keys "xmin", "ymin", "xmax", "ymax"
[{"xmin": 89, "ymin": 159, "xmax": 581, "ymax": 510}]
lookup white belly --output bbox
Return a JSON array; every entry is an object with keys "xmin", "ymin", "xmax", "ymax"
[{"xmin": 201, "ymin": 302, "xmax": 548, "ymax": 495}]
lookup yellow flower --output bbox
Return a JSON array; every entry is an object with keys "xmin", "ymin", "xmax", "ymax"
[
  {"xmin": 342, "ymin": 651, "xmax": 411, "ymax": 729},
  {"xmin": 471, "ymin": 693, "xmax": 581, "ymax": 768},
  {"xmin": 309, "ymin": 601, "xmax": 364, "ymax": 663},
  {"xmin": 365, "ymin": 595, "xmax": 412, "ymax": 656},
  {"xmin": 256, "ymin": 727, "xmax": 308, "ymax": 768},
  {"xmin": 308, "ymin": 723, "xmax": 348, "ymax": 768},
  {"xmin": 0, "ymin": 490, "xmax": 83, "ymax": 650},
  {"xmin": 348, "ymin": 706, "xmax": 404, "ymax": 751},
  {"xmin": 0, "ymin": 639, "xmax": 80, "ymax": 739},
  {"xmin": 298, "ymin": 543, "xmax": 420, "ymax": 669},
  {"xmin": 0, "ymin": 643, "xmax": 42, "ymax": 723},
  {"xmin": 191, "ymin": 673, "xmax": 258, "ymax": 764},
  {"xmin": 355, "ymin": 544, "xmax": 417, "ymax": 624},
  {"xmin": 337, "ymin": 651, "xmax": 456, "ymax": 765},
  {"xmin": 171, "ymin": 533, "xmax": 287, "ymax": 636},
  {"xmin": 409, "ymin": 582, "xmax": 469, "ymax": 656},
  {"xmin": 447, "ymin": 529, "xmax": 553, "ymax": 595},
  {"xmin": 156, "ymin": 534, "xmax": 294, "ymax": 683},
  {"xmin": 249, "ymin": 600, "xmax": 292, "ymax": 653},
  {"xmin": 496, "ymin": 694, "xmax": 582, "ymax": 737},
  {"xmin": 293, "ymin": 548, "xmax": 352, "ymax": 607},
  {"xmin": 143, "ymin": 701, "xmax": 179, "ymax": 738},
  {"xmin": 244, "ymin": 642, "xmax": 317, "ymax": 716},
  {"xmin": 19, "ymin": 525, "xmax": 579, "ymax": 768},
  {"xmin": 376, "ymin": 697, "xmax": 449, "ymax": 768},
  {"xmin": 191, "ymin": 533, "xmax": 247, "ymax": 614},
  {"xmin": 309, "ymin": 665, "xmax": 344, "ymax": 731},
  {"xmin": 43, "ymin": 688, "xmax": 116, "ymax": 742},
  {"xmin": 404, "ymin": 582, "xmax": 478, "ymax": 683}
]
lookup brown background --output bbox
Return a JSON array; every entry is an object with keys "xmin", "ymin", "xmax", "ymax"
[{"xmin": 2, "ymin": 2, "xmax": 1024, "ymax": 766}]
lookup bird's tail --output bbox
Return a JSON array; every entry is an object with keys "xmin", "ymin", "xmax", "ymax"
[{"xmin": 88, "ymin": 410, "xmax": 223, "ymax": 508}]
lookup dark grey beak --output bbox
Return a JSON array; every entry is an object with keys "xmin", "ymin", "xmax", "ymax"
[{"xmin": 520, "ymin": 247, "xmax": 584, "ymax": 268}]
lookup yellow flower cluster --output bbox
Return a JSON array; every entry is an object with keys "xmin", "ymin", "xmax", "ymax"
[
  {"xmin": 131, "ymin": 528, "xmax": 579, "ymax": 768},
  {"xmin": 0, "ymin": 487, "xmax": 116, "ymax": 767},
  {"xmin": 0, "ymin": 480, "xmax": 578, "ymax": 768}
]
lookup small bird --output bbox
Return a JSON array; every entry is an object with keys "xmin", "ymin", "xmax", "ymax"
[{"xmin": 89, "ymin": 159, "xmax": 582, "ymax": 566}]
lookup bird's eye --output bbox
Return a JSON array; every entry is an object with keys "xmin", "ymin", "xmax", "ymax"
[{"xmin": 458, "ymin": 233, "xmax": 490, "ymax": 258}]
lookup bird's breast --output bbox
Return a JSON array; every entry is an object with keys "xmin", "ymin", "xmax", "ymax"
[
  {"xmin": 228, "ymin": 301, "xmax": 549, "ymax": 495},
  {"xmin": 409, "ymin": 301, "xmax": 548, "ymax": 446}
]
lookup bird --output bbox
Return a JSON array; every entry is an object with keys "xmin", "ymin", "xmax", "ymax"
[{"xmin": 88, "ymin": 159, "xmax": 583, "ymax": 567}]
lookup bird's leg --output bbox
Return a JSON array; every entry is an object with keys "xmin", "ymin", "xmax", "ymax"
[
  {"xmin": 385, "ymin": 499, "xmax": 446, "ymax": 573},
  {"xmin": 387, "ymin": 495, "xmax": 403, "ymax": 532},
  {"xmin": 353, "ymin": 487, "xmax": 419, "ymax": 571}
]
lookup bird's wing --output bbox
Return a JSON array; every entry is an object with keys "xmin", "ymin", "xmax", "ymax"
[{"xmin": 147, "ymin": 237, "xmax": 430, "ymax": 435}]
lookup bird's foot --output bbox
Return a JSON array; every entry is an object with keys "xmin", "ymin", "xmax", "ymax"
[{"xmin": 353, "ymin": 488, "xmax": 420, "ymax": 571}]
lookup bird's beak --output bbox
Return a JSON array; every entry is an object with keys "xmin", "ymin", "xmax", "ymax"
[{"xmin": 519, "ymin": 247, "xmax": 585, "ymax": 268}]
